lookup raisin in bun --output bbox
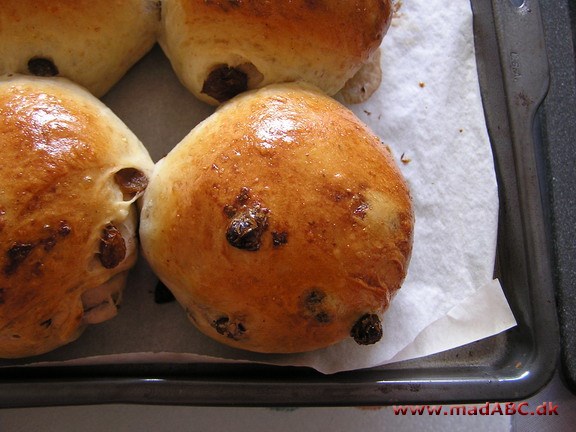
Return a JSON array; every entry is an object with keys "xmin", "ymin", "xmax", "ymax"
[
  {"xmin": 139, "ymin": 82, "xmax": 413, "ymax": 354},
  {"xmin": 0, "ymin": 75, "xmax": 154, "ymax": 358},
  {"xmin": 0, "ymin": 0, "xmax": 159, "ymax": 97},
  {"xmin": 159, "ymin": 0, "xmax": 392, "ymax": 105}
]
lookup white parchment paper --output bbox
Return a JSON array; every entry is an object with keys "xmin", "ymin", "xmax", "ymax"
[{"xmin": 2, "ymin": 0, "xmax": 517, "ymax": 374}]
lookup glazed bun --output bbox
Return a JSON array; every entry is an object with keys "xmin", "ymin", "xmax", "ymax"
[
  {"xmin": 0, "ymin": 75, "xmax": 154, "ymax": 358},
  {"xmin": 139, "ymin": 82, "xmax": 413, "ymax": 354},
  {"xmin": 159, "ymin": 0, "xmax": 392, "ymax": 105},
  {"xmin": 0, "ymin": 0, "xmax": 160, "ymax": 97}
]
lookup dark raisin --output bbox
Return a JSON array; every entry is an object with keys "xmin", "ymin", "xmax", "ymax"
[
  {"xmin": 201, "ymin": 65, "xmax": 248, "ymax": 102},
  {"xmin": 27, "ymin": 57, "xmax": 59, "ymax": 77},
  {"xmin": 212, "ymin": 316, "xmax": 246, "ymax": 340},
  {"xmin": 315, "ymin": 312, "xmax": 331, "ymax": 323},
  {"xmin": 114, "ymin": 168, "xmax": 149, "ymax": 199},
  {"xmin": 225, "ymin": 204, "xmax": 269, "ymax": 251},
  {"xmin": 302, "ymin": 289, "xmax": 331, "ymax": 324},
  {"xmin": 213, "ymin": 316, "xmax": 230, "ymax": 334},
  {"xmin": 4, "ymin": 243, "xmax": 35, "ymax": 275},
  {"xmin": 58, "ymin": 221, "xmax": 72, "ymax": 237},
  {"xmin": 99, "ymin": 224, "xmax": 126, "ymax": 269},
  {"xmin": 304, "ymin": 289, "xmax": 325, "ymax": 308},
  {"xmin": 0, "ymin": 288, "xmax": 5, "ymax": 304},
  {"xmin": 272, "ymin": 231, "xmax": 288, "ymax": 247},
  {"xmin": 154, "ymin": 280, "xmax": 176, "ymax": 304},
  {"xmin": 350, "ymin": 314, "xmax": 383, "ymax": 345}
]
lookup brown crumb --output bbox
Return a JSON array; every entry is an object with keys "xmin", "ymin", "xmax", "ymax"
[{"xmin": 400, "ymin": 153, "xmax": 412, "ymax": 164}]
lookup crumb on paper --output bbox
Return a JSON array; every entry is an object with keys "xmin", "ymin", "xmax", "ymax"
[
  {"xmin": 419, "ymin": 81, "xmax": 426, "ymax": 88},
  {"xmin": 400, "ymin": 153, "xmax": 412, "ymax": 164}
]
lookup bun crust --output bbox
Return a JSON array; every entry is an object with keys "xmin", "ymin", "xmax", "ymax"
[
  {"xmin": 140, "ymin": 83, "xmax": 413, "ymax": 353},
  {"xmin": 0, "ymin": 75, "xmax": 154, "ymax": 358},
  {"xmin": 159, "ymin": 0, "xmax": 392, "ymax": 104},
  {"xmin": 0, "ymin": 0, "xmax": 159, "ymax": 97}
]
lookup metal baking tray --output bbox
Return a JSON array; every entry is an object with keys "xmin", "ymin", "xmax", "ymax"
[{"xmin": 0, "ymin": 0, "xmax": 560, "ymax": 407}]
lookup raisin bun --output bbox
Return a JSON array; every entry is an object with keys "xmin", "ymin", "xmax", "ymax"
[
  {"xmin": 139, "ymin": 82, "xmax": 414, "ymax": 354},
  {"xmin": 0, "ymin": 0, "xmax": 160, "ymax": 97},
  {"xmin": 0, "ymin": 75, "xmax": 154, "ymax": 358},
  {"xmin": 159, "ymin": 0, "xmax": 392, "ymax": 105}
]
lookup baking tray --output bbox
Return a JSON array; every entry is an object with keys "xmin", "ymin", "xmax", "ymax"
[{"xmin": 0, "ymin": 0, "xmax": 560, "ymax": 407}]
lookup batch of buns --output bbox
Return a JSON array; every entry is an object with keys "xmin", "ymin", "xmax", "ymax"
[{"xmin": 0, "ymin": 0, "xmax": 414, "ymax": 359}]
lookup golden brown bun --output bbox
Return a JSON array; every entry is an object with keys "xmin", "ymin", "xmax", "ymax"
[
  {"xmin": 139, "ymin": 82, "xmax": 413, "ymax": 353},
  {"xmin": 0, "ymin": 75, "xmax": 154, "ymax": 358},
  {"xmin": 159, "ymin": 0, "xmax": 392, "ymax": 105},
  {"xmin": 0, "ymin": 0, "xmax": 160, "ymax": 97}
]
